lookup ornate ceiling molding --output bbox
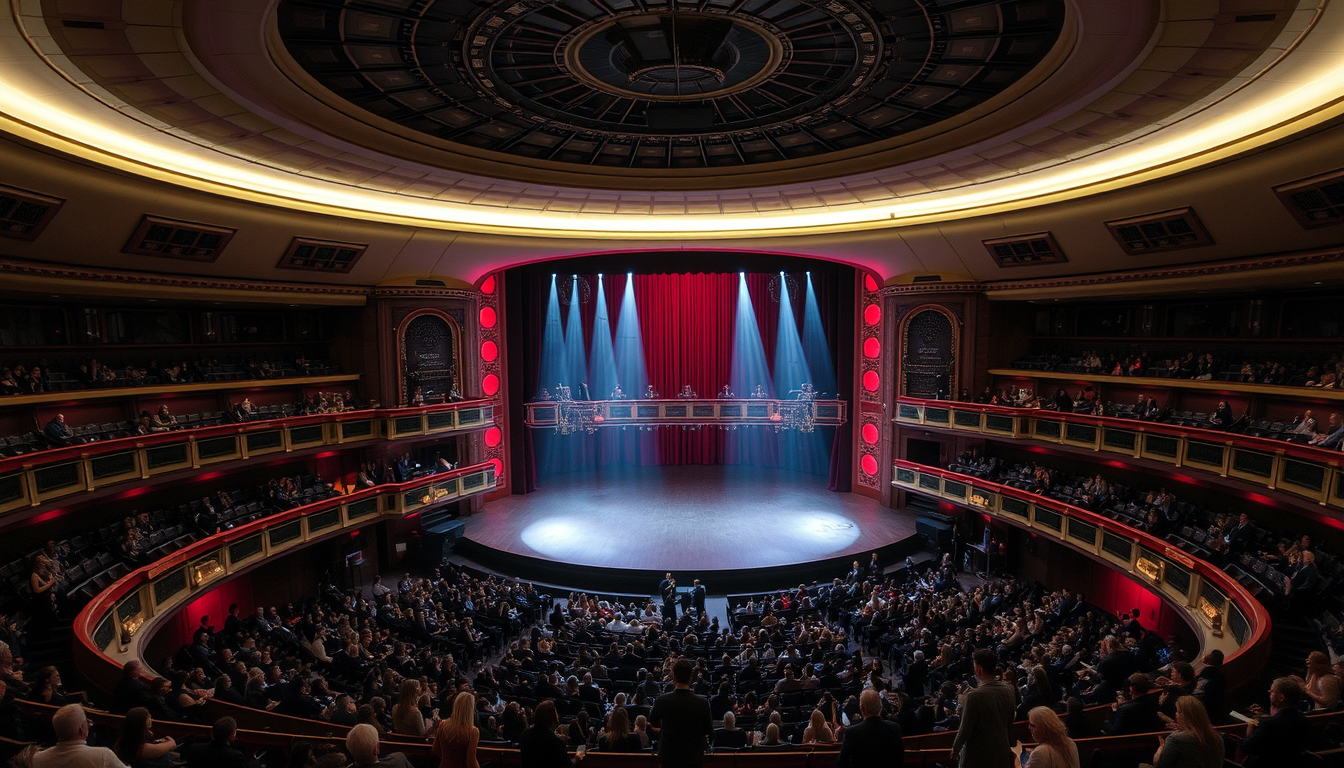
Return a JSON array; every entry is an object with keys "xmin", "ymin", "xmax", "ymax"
[
  {"xmin": 878, "ymin": 248, "xmax": 1344, "ymax": 298},
  {"xmin": 0, "ymin": 0, "xmax": 1339, "ymax": 238}
]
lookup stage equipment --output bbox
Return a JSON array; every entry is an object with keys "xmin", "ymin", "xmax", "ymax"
[{"xmin": 526, "ymin": 391, "xmax": 846, "ymax": 432}]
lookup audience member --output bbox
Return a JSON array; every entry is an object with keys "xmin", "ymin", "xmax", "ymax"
[{"xmin": 32, "ymin": 704, "xmax": 129, "ymax": 768}]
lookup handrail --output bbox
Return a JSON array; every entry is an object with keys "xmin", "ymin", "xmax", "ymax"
[
  {"xmin": 897, "ymin": 395, "xmax": 1344, "ymax": 465},
  {"xmin": 989, "ymin": 368, "xmax": 1344, "ymax": 403},
  {"xmin": 894, "ymin": 396, "xmax": 1344, "ymax": 510},
  {"xmin": 71, "ymin": 461, "xmax": 499, "ymax": 691},
  {"xmin": 0, "ymin": 398, "xmax": 494, "ymax": 474},
  {"xmin": 0, "ymin": 373, "xmax": 362, "ymax": 407},
  {"xmin": 0, "ymin": 399, "xmax": 498, "ymax": 519},
  {"xmin": 891, "ymin": 459, "xmax": 1273, "ymax": 689},
  {"xmin": 17, "ymin": 699, "xmax": 1344, "ymax": 768}
]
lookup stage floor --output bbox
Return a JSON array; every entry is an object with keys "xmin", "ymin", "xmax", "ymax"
[{"xmin": 460, "ymin": 466, "xmax": 916, "ymax": 580}]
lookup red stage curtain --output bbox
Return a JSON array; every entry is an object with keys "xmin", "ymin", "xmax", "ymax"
[{"xmin": 515, "ymin": 270, "xmax": 847, "ymax": 475}]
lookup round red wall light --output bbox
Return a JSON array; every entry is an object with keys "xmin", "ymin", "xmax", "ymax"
[
  {"xmin": 482, "ymin": 374, "xmax": 500, "ymax": 396},
  {"xmin": 860, "ymin": 454, "xmax": 879, "ymax": 476},
  {"xmin": 863, "ymin": 303, "xmax": 881, "ymax": 326},
  {"xmin": 862, "ymin": 370, "xmax": 880, "ymax": 392},
  {"xmin": 479, "ymin": 306, "xmax": 497, "ymax": 328},
  {"xmin": 864, "ymin": 274, "xmax": 879, "ymax": 292},
  {"xmin": 480, "ymin": 340, "xmax": 498, "ymax": 362},
  {"xmin": 487, "ymin": 458, "xmax": 503, "ymax": 476},
  {"xmin": 484, "ymin": 427, "xmax": 502, "ymax": 447},
  {"xmin": 862, "ymin": 423, "xmax": 879, "ymax": 445},
  {"xmin": 480, "ymin": 275, "xmax": 496, "ymax": 295},
  {"xmin": 863, "ymin": 337, "xmax": 880, "ymax": 359}
]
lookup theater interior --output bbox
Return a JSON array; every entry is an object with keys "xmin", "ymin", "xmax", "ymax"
[{"xmin": 2, "ymin": 0, "xmax": 1344, "ymax": 765}]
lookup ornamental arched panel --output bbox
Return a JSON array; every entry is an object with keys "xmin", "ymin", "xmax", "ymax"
[{"xmin": 898, "ymin": 305, "xmax": 959, "ymax": 398}]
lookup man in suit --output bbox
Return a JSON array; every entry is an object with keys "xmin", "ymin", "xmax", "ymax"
[
  {"xmin": 649, "ymin": 658, "xmax": 713, "ymax": 768},
  {"xmin": 951, "ymin": 648, "xmax": 1015, "ymax": 768},
  {"xmin": 1241, "ymin": 677, "xmax": 1311, "ymax": 768},
  {"xmin": 837, "ymin": 689, "xmax": 903, "ymax": 768},
  {"xmin": 660, "ymin": 573, "xmax": 676, "ymax": 621},
  {"xmin": 691, "ymin": 579, "xmax": 706, "ymax": 616},
  {"xmin": 1102, "ymin": 673, "xmax": 1162, "ymax": 736},
  {"xmin": 1224, "ymin": 513, "xmax": 1255, "ymax": 554},
  {"xmin": 902, "ymin": 650, "xmax": 929, "ymax": 697},
  {"xmin": 185, "ymin": 717, "xmax": 259, "ymax": 768}
]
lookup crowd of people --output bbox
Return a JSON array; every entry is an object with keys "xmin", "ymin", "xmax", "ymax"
[
  {"xmin": 2, "ymin": 548, "xmax": 1340, "ymax": 768},
  {"xmin": 11, "ymin": 473, "xmax": 338, "ymax": 630},
  {"xmin": 1012, "ymin": 347, "xmax": 1344, "ymax": 391},
  {"xmin": 959, "ymin": 385, "xmax": 1344, "ymax": 453},
  {"xmin": 5, "ymin": 389, "xmax": 369, "ymax": 458},
  {"xmin": 952, "ymin": 449, "xmax": 1334, "ymax": 608},
  {"xmin": 0, "ymin": 353, "xmax": 340, "ymax": 397}
]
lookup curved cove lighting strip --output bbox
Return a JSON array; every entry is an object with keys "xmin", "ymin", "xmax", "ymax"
[{"xmin": 2, "ymin": 7, "xmax": 1344, "ymax": 238}]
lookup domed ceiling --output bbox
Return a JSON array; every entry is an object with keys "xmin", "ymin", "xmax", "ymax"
[{"xmin": 277, "ymin": 0, "xmax": 1064, "ymax": 170}]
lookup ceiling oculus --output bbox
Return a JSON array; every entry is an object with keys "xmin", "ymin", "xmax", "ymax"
[{"xmin": 278, "ymin": 0, "xmax": 1064, "ymax": 169}]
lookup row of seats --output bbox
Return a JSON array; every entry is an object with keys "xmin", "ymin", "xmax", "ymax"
[{"xmin": 1, "ymin": 404, "xmax": 302, "ymax": 458}]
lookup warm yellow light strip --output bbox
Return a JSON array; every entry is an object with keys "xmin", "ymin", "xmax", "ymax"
[{"xmin": 2, "ymin": 7, "xmax": 1344, "ymax": 238}]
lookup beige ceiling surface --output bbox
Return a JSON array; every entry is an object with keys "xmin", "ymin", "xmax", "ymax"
[{"xmin": 27, "ymin": 0, "xmax": 1306, "ymax": 207}]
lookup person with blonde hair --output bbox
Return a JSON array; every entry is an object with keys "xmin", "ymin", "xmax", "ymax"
[
  {"xmin": 1149, "ymin": 696, "xmax": 1223, "ymax": 768},
  {"xmin": 392, "ymin": 679, "xmax": 439, "ymax": 738},
  {"xmin": 802, "ymin": 708, "xmax": 835, "ymax": 744},
  {"xmin": 431, "ymin": 691, "xmax": 479, "ymax": 768},
  {"xmin": 1294, "ymin": 651, "xmax": 1340, "ymax": 710},
  {"xmin": 1012, "ymin": 706, "xmax": 1079, "ymax": 768}
]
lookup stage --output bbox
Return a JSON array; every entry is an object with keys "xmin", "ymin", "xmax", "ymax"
[{"xmin": 456, "ymin": 466, "xmax": 921, "ymax": 593}]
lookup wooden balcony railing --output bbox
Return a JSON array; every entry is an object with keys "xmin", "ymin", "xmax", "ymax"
[
  {"xmin": 891, "ymin": 458, "xmax": 1272, "ymax": 690},
  {"xmin": 71, "ymin": 461, "xmax": 498, "ymax": 692},
  {"xmin": 0, "ymin": 399, "xmax": 497, "ymax": 518},
  {"xmin": 894, "ymin": 396, "xmax": 1344, "ymax": 510}
]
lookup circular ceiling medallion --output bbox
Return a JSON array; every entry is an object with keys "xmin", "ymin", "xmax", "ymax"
[
  {"xmin": 561, "ymin": 12, "xmax": 785, "ymax": 103},
  {"xmin": 277, "ymin": 0, "xmax": 1065, "ymax": 171}
]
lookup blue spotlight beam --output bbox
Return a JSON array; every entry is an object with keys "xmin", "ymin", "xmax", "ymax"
[
  {"xmin": 730, "ymin": 273, "xmax": 772, "ymax": 397},
  {"xmin": 803, "ymin": 273, "xmax": 838, "ymax": 396},
  {"xmin": 773, "ymin": 274, "xmax": 809, "ymax": 397},
  {"xmin": 562, "ymin": 276, "xmax": 588, "ymax": 397},
  {"xmin": 614, "ymin": 274, "xmax": 649, "ymax": 397},
  {"xmin": 537, "ymin": 275, "xmax": 565, "ymax": 398},
  {"xmin": 589, "ymin": 276, "xmax": 618, "ymax": 398}
]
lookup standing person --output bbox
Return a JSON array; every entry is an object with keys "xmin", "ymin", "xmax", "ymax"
[
  {"xmin": 1012, "ymin": 707, "xmax": 1079, "ymax": 768},
  {"xmin": 836, "ymin": 689, "xmax": 903, "ymax": 768},
  {"xmin": 33, "ymin": 704, "xmax": 130, "ymax": 768},
  {"xmin": 951, "ymin": 649, "xmax": 1016, "ymax": 768},
  {"xmin": 431, "ymin": 691, "xmax": 479, "ymax": 768},
  {"xmin": 649, "ymin": 658, "xmax": 713, "ymax": 768},
  {"xmin": 659, "ymin": 574, "xmax": 676, "ymax": 622},
  {"xmin": 691, "ymin": 580, "xmax": 706, "ymax": 617},
  {"xmin": 519, "ymin": 700, "xmax": 582, "ymax": 768},
  {"xmin": 1149, "ymin": 696, "xmax": 1222, "ymax": 768}
]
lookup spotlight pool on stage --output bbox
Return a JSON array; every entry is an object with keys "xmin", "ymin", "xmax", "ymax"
[{"xmin": 456, "ymin": 466, "xmax": 918, "ymax": 590}]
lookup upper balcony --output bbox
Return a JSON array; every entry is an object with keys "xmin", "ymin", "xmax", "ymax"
[
  {"xmin": 0, "ymin": 399, "xmax": 497, "ymax": 521},
  {"xmin": 894, "ymin": 396, "xmax": 1343, "ymax": 513}
]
